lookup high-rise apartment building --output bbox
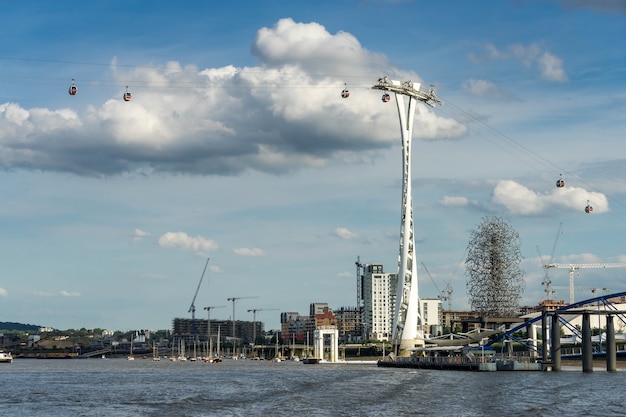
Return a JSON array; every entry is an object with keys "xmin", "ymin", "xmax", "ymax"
[{"xmin": 360, "ymin": 263, "xmax": 397, "ymax": 341}]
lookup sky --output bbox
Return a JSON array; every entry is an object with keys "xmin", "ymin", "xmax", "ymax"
[{"xmin": 0, "ymin": 0, "xmax": 625, "ymax": 332}]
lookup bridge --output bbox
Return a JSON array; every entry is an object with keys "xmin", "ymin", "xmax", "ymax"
[{"xmin": 488, "ymin": 291, "xmax": 626, "ymax": 372}]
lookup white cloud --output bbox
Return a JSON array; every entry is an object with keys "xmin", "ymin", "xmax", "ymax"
[
  {"xmin": 0, "ymin": 288, "xmax": 7, "ymax": 297},
  {"xmin": 490, "ymin": 180, "xmax": 608, "ymax": 215},
  {"xmin": 439, "ymin": 196, "xmax": 469, "ymax": 207},
  {"xmin": 462, "ymin": 79, "xmax": 519, "ymax": 101},
  {"xmin": 537, "ymin": 52, "xmax": 568, "ymax": 82},
  {"xmin": 34, "ymin": 290, "xmax": 80, "ymax": 297},
  {"xmin": 131, "ymin": 228, "xmax": 151, "ymax": 242},
  {"xmin": 334, "ymin": 227, "xmax": 357, "ymax": 240},
  {"xmin": 556, "ymin": 252, "xmax": 602, "ymax": 264},
  {"xmin": 158, "ymin": 231, "xmax": 218, "ymax": 252},
  {"xmin": 469, "ymin": 43, "xmax": 568, "ymax": 83},
  {"xmin": 233, "ymin": 247, "xmax": 265, "ymax": 256},
  {"xmin": 0, "ymin": 19, "xmax": 464, "ymax": 177}
]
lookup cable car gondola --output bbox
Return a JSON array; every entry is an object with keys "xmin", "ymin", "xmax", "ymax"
[
  {"xmin": 341, "ymin": 83, "xmax": 349, "ymax": 98},
  {"xmin": 381, "ymin": 93, "xmax": 390, "ymax": 103},
  {"xmin": 585, "ymin": 200, "xmax": 593, "ymax": 214},
  {"xmin": 556, "ymin": 174, "xmax": 565, "ymax": 188},
  {"xmin": 123, "ymin": 86, "xmax": 132, "ymax": 102},
  {"xmin": 68, "ymin": 79, "xmax": 77, "ymax": 96}
]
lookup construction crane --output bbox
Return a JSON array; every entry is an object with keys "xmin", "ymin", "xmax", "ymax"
[
  {"xmin": 188, "ymin": 258, "xmax": 210, "ymax": 339},
  {"xmin": 247, "ymin": 308, "xmax": 279, "ymax": 344},
  {"xmin": 543, "ymin": 263, "xmax": 626, "ymax": 304},
  {"xmin": 227, "ymin": 296, "xmax": 259, "ymax": 343},
  {"xmin": 204, "ymin": 305, "xmax": 226, "ymax": 344},
  {"xmin": 421, "ymin": 262, "xmax": 453, "ymax": 310},
  {"xmin": 536, "ymin": 222, "xmax": 562, "ymax": 301},
  {"xmin": 355, "ymin": 256, "xmax": 363, "ymax": 309}
]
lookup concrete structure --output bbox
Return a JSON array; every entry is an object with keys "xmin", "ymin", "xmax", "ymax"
[
  {"xmin": 371, "ymin": 77, "xmax": 442, "ymax": 356},
  {"xmin": 313, "ymin": 326, "xmax": 339, "ymax": 362},
  {"xmin": 420, "ymin": 298, "xmax": 443, "ymax": 337},
  {"xmin": 361, "ymin": 263, "xmax": 397, "ymax": 341},
  {"xmin": 334, "ymin": 306, "xmax": 363, "ymax": 343}
]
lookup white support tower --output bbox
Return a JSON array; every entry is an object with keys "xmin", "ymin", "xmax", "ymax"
[
  {"xmin": 543, "ymin": 263, "xmax": 626, "ymax": 304},
  {"xmin": 372, "ymin": 77, "xmax": 442, "ymax": 356}
]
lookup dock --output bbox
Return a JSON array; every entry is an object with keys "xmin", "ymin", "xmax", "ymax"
[{"xmin": 377, "ymin": 355, "xmax": 542, "ymax": 372}]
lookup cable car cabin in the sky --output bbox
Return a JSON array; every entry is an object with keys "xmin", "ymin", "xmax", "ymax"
[
  {"xmin": 123, "ymin": 86, "xmax": 132, "ymax": 102},
  {"xmin": 585, "ymin": 200, "xmax": 593, "ymax": 213},
  {"xmin": 341, "ymin": 83, "xmax": 349, "ymax": 98},
  {"xmin": 68, "ymin": 79, "xmax": 77, "ymax": 96},
  {"xmin": 381, "ymin": 93, "xmax": 390, "ymax": 103},
  {"xmin": 556, "ymin": 174, "xmax": 565, "ymax": 188}
]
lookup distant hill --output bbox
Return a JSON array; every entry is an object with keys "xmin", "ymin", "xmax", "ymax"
[{"xmin": 0, "ymin": 321, "xmax": 42, "ymax": 333}]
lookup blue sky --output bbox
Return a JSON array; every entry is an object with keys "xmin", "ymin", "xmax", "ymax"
[{"xmin": 1, "ymin": 0, "xmax": 625, "ymax": 332}]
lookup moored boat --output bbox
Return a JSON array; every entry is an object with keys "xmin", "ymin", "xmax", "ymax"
[{"xmin": 0, "ymin": 351, "xmax": 13, "ymax": 363}]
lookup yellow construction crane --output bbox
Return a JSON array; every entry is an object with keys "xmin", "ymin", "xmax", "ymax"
[{"xmin": 543, "ymin": 263, "xmax": 626, "ymax": 304}]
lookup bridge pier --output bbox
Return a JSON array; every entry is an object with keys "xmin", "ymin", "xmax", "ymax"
[
  {"xmin": 582, "ymin": 312, "xmax": 593, "ymax": 373},
  {"xmin": 541, "ymin": 310, "xmax": 548, "ymax": 362},
  {"xmin": 606, "ymin": 315, "xmax": 616, "ymax": 372},
  {"xmin": 551, "ymin": 313, "xmax": 561, "ymax": 371}
]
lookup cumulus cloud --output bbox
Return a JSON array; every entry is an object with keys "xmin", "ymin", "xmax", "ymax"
[
  {"xmin": 537, "ymin": 52, "xmax": 568, "ymax": 82},
  {"xmin": 334, "ymin": 227, "xmax": 358, "ymax": 240},
  {"xmin": 490, "ymin": 180, "xmax": 608, "ymax": 215},
  {"xmin": 469, "ymin": 43, "xmax": 568, "ymax": 83},
  {"xmin": 439, "ymin": 196, "xmax": 469, "ymax": 207},
  {"xmin": 158, "ymin": 231, "xmax": 218, "ymax": 252},
  {"xmin": 0, "ymin": 18, "xmax": 464, "ymax": 177},
  {"xmin": 233, "ymin": 247, "xmax": 265, "ymax": 256},
  {"xmin": 131, "ymin": 228, "xmax": 151, "ymax": 242},
  {"xmin": 462, "ymin": 79, "xmax": 519, "ymax": 100},
  {"xmin": 557, "ymin": 252, "xmax": 602, "ymax": 264}
]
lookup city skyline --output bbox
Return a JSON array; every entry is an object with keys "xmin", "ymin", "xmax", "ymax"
[{"xmin": 1, "ymin": 1, "xmax": 625, "ymax": 331}]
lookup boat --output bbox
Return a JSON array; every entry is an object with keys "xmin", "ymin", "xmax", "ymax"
[
  {"xmin": 301, "ymin": 331, "xmax": 319, "ymax": 364},
  {"xmin": 0, "ymin": 351, "xmax": 13, "ymax": 363},
  {"xmin": 127, "ymin": 337, "xmax": 135, "ymax": 361}
]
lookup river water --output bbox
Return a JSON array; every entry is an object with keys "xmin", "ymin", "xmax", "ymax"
[{"xmin": 1, "ymin": 358, "xmax": 624, "ymax": 416}]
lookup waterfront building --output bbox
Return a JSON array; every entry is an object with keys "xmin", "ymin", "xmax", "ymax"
[
  {"xmin": 172, "ymin": 318, "xmax": 261, "ymax": 349},
  {"xmin": 334, "ymin": 306, "xmax": 363, "ymax": 343},
  {"xmin": 441, "ymin": 310, "xmax": 481, "ymax": 333},
  {"xmin": 360, "ymin": 263, "xmax": 397, "ymax": 341},
  {"xmin": 420, "ymin": 298, "xmax": 443, "ymax": 337}
]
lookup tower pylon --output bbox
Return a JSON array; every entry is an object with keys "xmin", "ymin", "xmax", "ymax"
[{"xmin": 372, "ymin": 77, "xmax": 442, "ymax": 356}]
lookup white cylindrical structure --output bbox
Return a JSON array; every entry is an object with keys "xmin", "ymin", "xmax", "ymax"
[
  {"xmin": 391, "ymin": 93, "xmax": 424, "ymax": 355},
  {"xmin": 371, "ymin": 77, "xmax": 442, "ymax": 356}
]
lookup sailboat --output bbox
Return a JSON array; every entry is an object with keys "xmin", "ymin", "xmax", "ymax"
[
  {"xmin": 127, "ymin": 336, "xmax": 135, "ymax": 361},
  {"xmin": 152, "ymin": 342, "xmax": 160, "ymax": 361},
  {"xmin": 302, "ymin": 331, "xmax": 319, "ymax": 364},
  {"xmin": 291, "ymin": 334, "xmax": 299, "ymax": 362}
]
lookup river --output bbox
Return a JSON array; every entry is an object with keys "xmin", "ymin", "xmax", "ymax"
[{"xmin": 1, "ymin": 358, "xmax": 624, "ymax": 416}]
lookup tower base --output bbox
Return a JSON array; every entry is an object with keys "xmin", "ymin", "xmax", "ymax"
[{"xmin": 394, "ymin": 338, "xmax": 425, "ymax": 357}]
